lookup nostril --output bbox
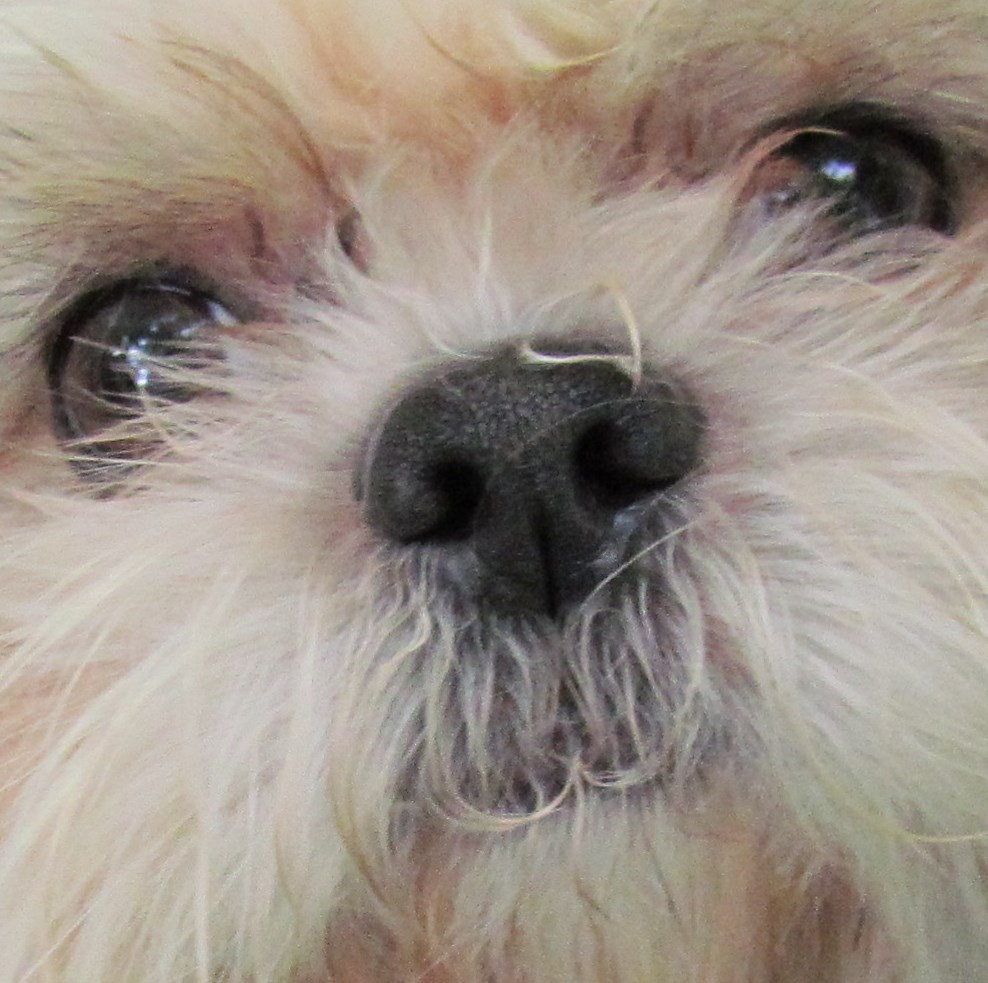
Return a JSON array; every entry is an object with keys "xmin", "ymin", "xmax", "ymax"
[
  {"xmin": 370, "ymin": 456, "xmax": 487, "ymax": 543},
  {"xmin": 575, "ymin": 418, "xmax": 662, "ymax": 511},
  {"xmin": 419, "ymin": 460, "xmax": 487, "ymax": 542},
  {"xmin": 573, "ymin": 400, "xmax": 702, "ymax": 512}
]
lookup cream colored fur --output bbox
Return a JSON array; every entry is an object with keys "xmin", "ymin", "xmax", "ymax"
[{"xmin": 2, "ymin": 0, "xmax": 988, "ymax": 980}]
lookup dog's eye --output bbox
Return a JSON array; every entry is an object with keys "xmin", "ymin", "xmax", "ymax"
[
  {"xmin": 48, "ymin": 276, "xmax": 238, "ymax": 458},
  {"xmin": 747, "ymin": 123, "xmax": 953, "ymax": 235}
]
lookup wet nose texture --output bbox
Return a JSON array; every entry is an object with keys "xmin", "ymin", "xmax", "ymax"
[{"xmin": 360, "ymin": 346, "xmax": 705, "ymax": 618}]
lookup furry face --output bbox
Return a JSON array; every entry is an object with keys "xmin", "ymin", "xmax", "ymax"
[{"xmin": 3, "ymin": 0, "xmax": 988, "ymax": 980}]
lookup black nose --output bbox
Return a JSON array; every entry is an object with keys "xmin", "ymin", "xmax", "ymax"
[{"xmin": 359, "ymin": 343, "xmax": 704, "ymax": 617}]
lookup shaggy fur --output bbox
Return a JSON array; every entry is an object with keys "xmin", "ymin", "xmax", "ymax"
[{"xmin": 2, "ymin": 0, "xmax": 988, "ymax": 980}]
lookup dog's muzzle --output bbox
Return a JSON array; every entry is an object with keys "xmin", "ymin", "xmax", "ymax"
[{"xmin": 358, "ymin": 341, "xmax": 705, "ymax": 618}]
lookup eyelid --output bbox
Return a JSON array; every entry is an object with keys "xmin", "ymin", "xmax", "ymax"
[{"xmin": 47, "ymin": 265, "xmax": 257, "ymax": 341}]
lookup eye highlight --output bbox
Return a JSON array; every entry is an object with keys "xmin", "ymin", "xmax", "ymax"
[
  {"xmin": 48, "ymin": 274, "xmax": 240, "ymax": 467},
  {"xmin": 744, "ymin": 111, "xmax": 955, "ymax": 236}
]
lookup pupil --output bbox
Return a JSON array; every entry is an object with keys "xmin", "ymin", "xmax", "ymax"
[
  {"xmin": 101, "ymin": 340, "xmax": 154, "ymax": 401},
  {"xmin": 96, "ymin": 288, "xmax": 214, "ymax": 403}
]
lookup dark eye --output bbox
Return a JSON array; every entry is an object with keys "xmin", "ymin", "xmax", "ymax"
[
  {"xmin": 747, "ymin": 115, "xmax": 954, "ymax": 236},
  {"xmin": 48, "ymin": 275, "xmax": 238, "ymax": 464}
]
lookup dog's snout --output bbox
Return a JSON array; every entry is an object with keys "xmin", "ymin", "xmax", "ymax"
[{"xmin": 360, "ymin": 343, "xmax": 704, "ymax": 616}]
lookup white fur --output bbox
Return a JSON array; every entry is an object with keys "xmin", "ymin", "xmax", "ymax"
[{"xmin": 3, "ymin": 0, "xmax": 988, "ymax": 980}]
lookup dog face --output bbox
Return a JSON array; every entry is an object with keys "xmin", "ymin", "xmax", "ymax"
[{"xmin": 3, "ymin": 0, "xmax": 988, "ymax": 980}]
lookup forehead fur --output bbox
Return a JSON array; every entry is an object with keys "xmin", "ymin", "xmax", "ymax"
[
  {"xmin": 1, "ymin": 0, "xmax": 988, "ymax": 342},
  {"xmin": 1, "ymin": 0, "xmax": 987, "ymax": 158},
  {"xmin": 5, "ymin": 0, "xmax": 988, "ymax": 142}
]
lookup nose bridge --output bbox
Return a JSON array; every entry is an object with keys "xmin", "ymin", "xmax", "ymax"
[{"xmin": 432, "ymin": 351, "xmax": 638, "ymax": 467}]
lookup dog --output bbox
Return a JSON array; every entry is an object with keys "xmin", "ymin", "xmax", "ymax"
[{"xmin": 1, "ymin": 0, "xmax": 988, "ymax": 979}]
